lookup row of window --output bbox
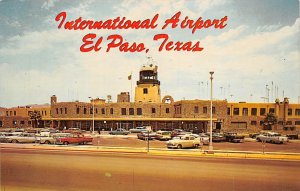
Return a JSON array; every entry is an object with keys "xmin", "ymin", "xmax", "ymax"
[
  {"xmin": 6, "ymin": 110, "xmax": 48, "ymax": 117},
  {"xmin": 193, "ymin": 106, "xmax": 216, "ymax": 114},
  {"xmin": 55, "ymin": 107, "xmax": 171, "ymax": 116},
  {"xmin": 6, "ymin": 111, "xmax": 16, "ymax": 116},
  {"xmin": 228, "ymin": 108, "xmax": 300, "ymax": 116}
]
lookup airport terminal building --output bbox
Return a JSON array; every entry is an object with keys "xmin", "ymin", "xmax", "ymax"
[{"xmin": 1, "ymin": 64, "xmax": 300, "ymax": 133}]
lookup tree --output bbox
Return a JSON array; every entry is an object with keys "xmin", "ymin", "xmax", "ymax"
[
  {"xmin": 263, "ymin": 112, "xmax": 278, "ymax": 130},
  {"xmin": 29, "ymin": 110, "xmax": 42, "ymax": 128}
]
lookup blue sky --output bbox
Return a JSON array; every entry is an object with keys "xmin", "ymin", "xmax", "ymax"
[{"xmin": 0, "ymin": 0, "xmax": 299, "ymax": 107}]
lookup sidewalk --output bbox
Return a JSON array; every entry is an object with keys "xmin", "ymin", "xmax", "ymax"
[{"xmin": 1, "ymin": 143, "xmax": 300, "ymax": 161}]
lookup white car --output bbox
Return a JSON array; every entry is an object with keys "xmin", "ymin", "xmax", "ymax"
[
  {"xmin": 7, "ymin": 133, "xmax": 39, "ymax": 143},
  {"xmin": 167, "ymin": 134, "xmax": 201, "ymax": 149},
  {"xmin": 256, "ymin": 132, "xmax": 288, "ymax": 144}
]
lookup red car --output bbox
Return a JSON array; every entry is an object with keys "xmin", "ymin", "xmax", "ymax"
[{"xmin": 55, "ymin": 134, "xmax": 93, "ymax": 145}]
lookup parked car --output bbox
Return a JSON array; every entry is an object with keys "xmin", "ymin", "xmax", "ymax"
[
  {"xmin": 155, "ymin": 131, "xmax": 172, "ymax": 141},
  {"xmin": 224, "ymin": 132, "xmax": 245, "ymax": 143},
  {"xmin": 256, "ymin": 132, "xmax": 288, "ymax": 144},
  {"xmin": 129, "ymin": 126, "xmax": 146, "ymax": 133},
  {"xmin": 207, "ymin": 133, "xmax": 226, "ymax": 142},
  {"xmin": 198, "ymin": 133, "xmax": 210, "ymax": 145},
  {"xmin": 249, "ymin": 133, "xmax": 261, "ymax": 139},
  {"xmin": 171, "ymin": 129, "xmax": 192, "ymax": 138},
  {"xmin": 39, "ymin": 133, "xmax": 72, "ymax": 144},
  {"xmin": 62, "ymin": 128, "xmax": 82, "ymax": 134},
  {"xmin": 55, "ymin": 134, "xmax": 93, "ymax": 145},
  {"xmin": 7, "ymin": 133, "xmax": 39, "ymax": 143},
  {"xmin": 109, "ymin": 128, "xmax": 130, "ymax": 135},
  {"xmin": 137, "ymin": 130, "xmax": 156, "ymax": 140},
  {"xmin": 167, "ymin": 134, "xmax": 201, "ymax": 149}
]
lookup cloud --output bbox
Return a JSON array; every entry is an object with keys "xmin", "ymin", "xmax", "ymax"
[{"xmin": 41, "ymin": 0, "xmax": 59, "ymax": 10}]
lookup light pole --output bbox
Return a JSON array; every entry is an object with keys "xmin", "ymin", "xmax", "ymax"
[
  {"xmin": 88, "ymin": 97, "xmax": 95, "ymax": 134},
  {"xmin": 209, "ymin": 71, "xmax": 214, "ymax": 151}
]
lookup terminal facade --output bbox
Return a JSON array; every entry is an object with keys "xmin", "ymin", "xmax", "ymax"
[{"xmin": 1, "ymin": 64, "xmax": 300, "ymax": 133}]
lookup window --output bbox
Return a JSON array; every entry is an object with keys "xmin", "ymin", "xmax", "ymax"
[
  {"xmin": 137, "ymin": 108, "xmax": 142, "ymax": 115},
  {"xmin": 101, "ymin": 108, "xmax": 105, "ymax": 115},
  {"xmin": 110, "ymin": 108, "xmax": 114, "ymax": 115},
  {"xmin": 14, "ymin": 111, "xmax": 16, "ymax": 116},
  {"xmin": 84, "ymin": 108, "xmax": 87, "ymax": 114},
  {"xmin": 295, "ymin": 109, "xmax": 300, "ymax": 116},
  {"xmin": 121, "ymin": 108, "xmax": 126, "ymax": 115},
  {"xmin": 166, "ymin": 108, "xmax": 170, "ymax": 113},
  {"xmin": 20, "ymin": 121, "xmax": 25, "ymax": 124},
  {"xmin": 203, "ymin": 107, "xmax": 207, "ymax": 114},
  {"xmin": 242, "ymin": 108, "xmax": 248, "ymax": 116},
  {"xmin": 10, "ymin": 111, "xmax": 12, "ymax": 116},
  {"xmin": 278, "ymin": 121, "xmax": 283, "ymax": 125},
  {"xmin": 288, "ymin": 109, "xmax": 292, "ymax": 116},
  {"xmin": 143, "ymin": 88, "xmax": 148, "ymax": 94},
  {"xmin": 260, "ymin": 108, "xmax": 266, "ymax": 116},
  {"xmin": 152, "ymin": 108, "xmax": 156, "ymax": 114},
  {"xmin": 45, "ymin": 111, "xmax": 47, "ymax": 116},
  {"xmin": 227, "ymin": 108, "xmax": 230, "ymax": 115},
  {"xmin": 76, "ymin": 107, "xmax": 80, "ymax": 114},
  {"xmin": 286, "ymin": 121, "xmax": 292, "ymax": 125},
  {"xmin": 250, "ymin": 121, "xmax": 257, "ymax": 125},
  {"xmin": 42, "ymin": 111, "xmax": 44, "ymax": 116},
  {"xmin": 56, "ymin": 108, "xmax": 59, "ymax": 114},
  {"xmin": 6, "ymin": 111, "xmax": 8, "ymax": 116},
  {"xmin": 212, "ymin": 107, "xmax": 216, "ymax": 114},
  {"xmin": 194, "ymin": 106, "xmax": 199, "ymax": 113},
  {"xmin": 269, "ymin": 108, "xmax": 275, "ymax": 113},
  {"xmin": 129, "ymin": 108, "xmax": 134, "ymax": 115},
  {"xmin": 12, "ymin": 120, "xmax": 17, "ymax": 125},
  {"xmin": 60, "ymin": 108, "xmax": 63, "ymax": 114},
  {"xmin": 65, "ymin": 108, "xmax": 67, "ymax": 114},
  {"xmin": 95, "ymin": 108, "xmax": 98, "ymax": 114},
  {"xmin": 90, "ymin": 107, "xmax": 93, "ymax": 114},
  {"xmin": 260, "ymin": 121, "xmax": 264, "ymax": 125},
  {"xmin": 251, "ymin": 108, "xmax": 257, "ymax": 116},
  {"xmin": 0, "ymin": 121, "xmax": 2, "ymax": 127},
  {"xmin": 233, "ymin": 108, "xmax": 239, "ymax": 115},
  {"xmin": 295, "ymin": 121, "xmax": 300, "ymax": 125},
  {"xmin": 28, "ymin": 121, "xmax": 31, "ymax": 125}
]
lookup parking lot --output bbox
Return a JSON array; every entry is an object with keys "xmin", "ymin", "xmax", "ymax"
[
  {"xmin": 91, "ymin": 134, "xmax": 300, "ymax": 153},
  {"xmin": 1, "ymin": 129, "xmax": 300, "ymax": 153}
]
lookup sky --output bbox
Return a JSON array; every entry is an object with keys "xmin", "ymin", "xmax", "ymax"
[{"xmin": 0, "ymin": 0, "xmax": 299, "ymax": 107}]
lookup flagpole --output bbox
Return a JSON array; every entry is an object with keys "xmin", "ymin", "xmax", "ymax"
[{"xmin": 130, "ymin": 72, "xmax": 132, "ymax": 102}]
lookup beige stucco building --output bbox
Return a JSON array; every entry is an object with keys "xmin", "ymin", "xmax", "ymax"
[{"xmin": 1, "ymin": 64, "xmax": 299, "ymax": 133}]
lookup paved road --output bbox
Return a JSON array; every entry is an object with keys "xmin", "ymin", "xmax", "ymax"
[{"xmin": 1, "ymin": 148, "xmax": 300, "ymax": 191}]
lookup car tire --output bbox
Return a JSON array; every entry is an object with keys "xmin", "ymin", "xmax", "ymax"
[
  {"xmin": 177, "ymin": 144, "xmax": 182, "ymax": 149},
  {"xmin": 63, "ymin": 141, "xmax": 69, "ymax": 145},
  {"xmin": 195, "ymin": 144, "xmax": 199, "ymax": 148},
  {"xmin": 11, "ymin": 139, "xmax": 18, "ymax": 143},
  {"xmin": 45, "ymin": 140, "xmax": 51, "ymax": 144}
]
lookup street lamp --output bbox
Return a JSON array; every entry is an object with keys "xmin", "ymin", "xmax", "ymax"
[
  {"xmin": 209, "ymin": 71, "xmax": 214, "ymax": 151},
  {"xmin": 88, "ymin": 97, "xmax": 95, "ymax": 134}
]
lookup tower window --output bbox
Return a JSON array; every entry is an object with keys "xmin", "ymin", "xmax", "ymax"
[
  {"xmin": 152, "ymin": 108, "xmax": 156, "ymax": 113},
  {"xmin": 121, "ymin": 108, "xmax": 126, "ymax": 115},
  {"xmin": 143, "ymin": 88, "xmax": 148, "ymax": 94},
  {"xmin": 129, "ymin": 108, "xmax": 134, "ymax": 115},
  {"xmin": 166, "ymin": 108, "xmax": 170, "ymax": 113},
  {"xmin": 137, "ymin": 108, "xmax": 142, "ymax": 115}
]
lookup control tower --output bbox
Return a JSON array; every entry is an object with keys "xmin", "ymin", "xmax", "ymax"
[{"xmin": 135, "ymin": 63, "xmax": 161, "ymax": 103}]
